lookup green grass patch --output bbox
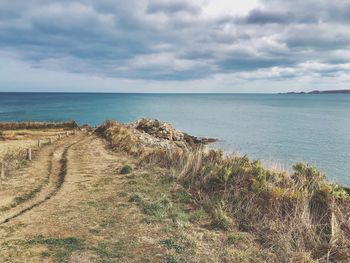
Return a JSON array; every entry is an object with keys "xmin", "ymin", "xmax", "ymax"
[
  {"xmin": 143, "ymin": 197, "xmax": 172, "ymax": 217},
  {"xmin": 174, "ymin": 190, "xmax": 191, "ymax": 204},
  {"xmin": 27, "ymin": 235, "xmax": 85, "ymax": 262},
  {"xmin": 188, "ymin": 209, "xmax": 206, "ymax": 223}
]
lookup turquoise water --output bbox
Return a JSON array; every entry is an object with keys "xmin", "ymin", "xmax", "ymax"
[{"xmin": 1, "ymin": 92, "xmax": 350, "ymax": 186}]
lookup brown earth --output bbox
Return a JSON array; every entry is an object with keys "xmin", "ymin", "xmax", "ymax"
[{"xmin": 0, "ymin": 128, "xmax": 266, "ymax": 263}]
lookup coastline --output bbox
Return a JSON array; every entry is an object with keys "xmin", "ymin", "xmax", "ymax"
[{"xmin": 1, "ymin": 119, "xmax": 350, "ymax": 262}]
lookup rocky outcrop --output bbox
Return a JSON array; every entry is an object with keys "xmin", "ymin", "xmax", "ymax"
[
  {"xmin": 129, "ymin": 118, "xmax": 217, "ymax": 149},
  {"xmin": 96, "ymin": 119, "xmax": 217, "ymax": 154}
]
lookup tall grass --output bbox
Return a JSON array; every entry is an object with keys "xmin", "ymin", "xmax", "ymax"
[
  {"xmin": 1, "ymin": 149, "xmax": 30, "ymax": 177},
  {"xmin": 95, "ymin": 120, "xmax": 144, "ymax": 156},
  {"xmin": 143, "ymin": 148, "xmax": 350, "ymax": 261},
  {"xmin": 99, "ymin": 120, "xmax": 350, "ymax": 262}
]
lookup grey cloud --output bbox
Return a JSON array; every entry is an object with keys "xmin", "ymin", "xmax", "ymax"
[
  {"xmin": 146, "ymin": 1, "xmax": 201, "ymax": 15},
  {"xmin": 0, "ymin": 0, "xmax": 350, "ymax": 83},
  {"xmin": 245, "ymin": 8, "xmax": 292, "ymax": 24}
]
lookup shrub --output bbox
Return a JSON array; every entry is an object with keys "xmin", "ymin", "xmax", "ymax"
[{"xmin": 120, "ymin": 165, "xmax": 132, "ymax": 174}]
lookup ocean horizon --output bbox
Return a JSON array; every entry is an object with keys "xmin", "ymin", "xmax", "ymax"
[{"xmin": 1, "ymin": 92, "xmax": 349, "ymax": 186}]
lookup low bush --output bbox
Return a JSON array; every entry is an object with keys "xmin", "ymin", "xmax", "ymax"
[{"xmin": 120, "ymin": 165, "xmax": 132, "ymax": 174}]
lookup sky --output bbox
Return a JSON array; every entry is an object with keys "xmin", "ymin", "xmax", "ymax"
[{"xmin": 0, "ymin": 0, "xmax": 350, "ymax": 93}]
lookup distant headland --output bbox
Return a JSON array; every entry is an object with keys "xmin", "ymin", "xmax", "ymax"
[{"xmin": 280, "ymin": 89, "xmax": 350, "ymax": 94}]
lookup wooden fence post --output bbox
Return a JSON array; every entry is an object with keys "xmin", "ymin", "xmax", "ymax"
[
  {"xmin": 1, "ymin": 161, "xmax": 5, "ymax": 179},
  {"xmin": 27, "ymin": 148, "xmax": 32, "ymax": 161}
]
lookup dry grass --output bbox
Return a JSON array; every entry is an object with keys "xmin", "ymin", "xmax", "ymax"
[
  {"xmin": 0, "ymin": 128, "xmax": 77, "ymax": 180},
  {"xmin": 101, "ymin": 121, "xmax": 350, "ymax": 262},
  {"xmin": 141, "ymin": 148, "xmax": 350, "ymax": 262},
  {"xmin": 0, "ymin": 121, "xmax": 78, "ymax": 131},
  {"xmin": 3, "ymin": 134, "xmax": 254, "ymax": 263},
  {"xmin": 1, "ymin": 120, "xmax": 349, "ymax": 262},
  {"xmin": 95, "ymin": 120, "xmax": 144, "ymax": 156},
  {"xmin": 0, "ymin": 126, "xmax": 78, "ymax": 215}
]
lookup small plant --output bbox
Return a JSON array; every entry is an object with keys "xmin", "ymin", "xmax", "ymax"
[
  {"xmin": 120, "ymin": 165, "xmax": 132, "ymax": 174},
  {"xmin": 218, "ymin": 166, "xmax": 233, "ymax": 182},
  {"xmin": 143, "ymin": 197, "xmax": 172, "ymax": 217},
  {"xmin": 188, "ymin": 209, "xmax": 206, "ymax": 223},
  {"xmin": 329, "ymin": 184, "xmax": 350, "ymax": 200},
  {"xmin": 212, "ymin": 207, "xmax": 233, "ymax": 231},
  {"xmin": 128, "ymin": 193, "xmax": 143, "ymax": 204}
]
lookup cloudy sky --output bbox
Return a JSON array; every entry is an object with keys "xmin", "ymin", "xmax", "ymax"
[{"xmin": 1, "ymin": 0, "xmax": 350, "ymax": 93}]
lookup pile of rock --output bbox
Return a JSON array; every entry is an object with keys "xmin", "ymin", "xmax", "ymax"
[
  {"xmin": 96, "ymin": 118, "xmax": 217, "ymax": 152},
  {"xmin": 129, "ymin": 119, "xmax": 184, "ymax": 142},
  {"xmin": 129, "ymin": 118, "xmax": 217, "ymax": 149}
]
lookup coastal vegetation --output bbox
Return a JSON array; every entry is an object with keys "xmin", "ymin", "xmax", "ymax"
[
  {"xmin": 0, "ymin": 120, "xmax": 349, "ymax": 262},
  {"xmin": 99, "ymin": 119, "xmax": 350, "ymax": 262}
]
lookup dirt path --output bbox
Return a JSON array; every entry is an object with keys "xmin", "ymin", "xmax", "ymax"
[
  {"xmin": 0, "ymin": 134, "xmax": 260, "ymax": 263},
  {"xmin": 0, "ymin": 135, "xmax": 168, "ymax": 262},
  {"xmin": 0, "ymin": 133, "xmax": 86, "ymax": 224}
]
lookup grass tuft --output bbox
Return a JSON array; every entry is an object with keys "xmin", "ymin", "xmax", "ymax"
[{"xmin": 128, "ymin": 193, "xmax": 143, "ymax": 204}]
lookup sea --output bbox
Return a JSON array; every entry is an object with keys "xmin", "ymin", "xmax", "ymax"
[{"xmin": 1, "ymin": 92, "xmax": 349, "ymax": 186}]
